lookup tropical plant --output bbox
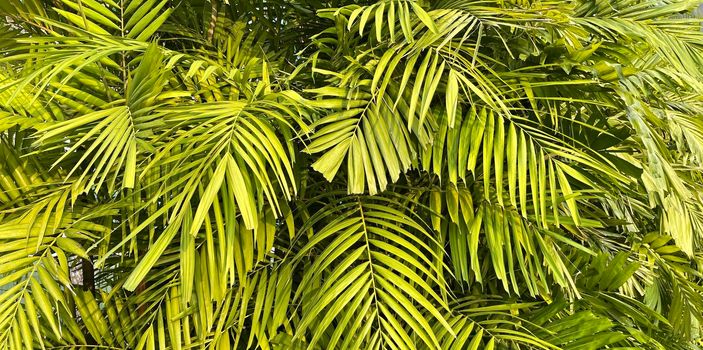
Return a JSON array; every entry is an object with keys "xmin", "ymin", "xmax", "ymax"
[{"xmin": 1, "ymin": 0, "xmax": 703, "ymax": 349}]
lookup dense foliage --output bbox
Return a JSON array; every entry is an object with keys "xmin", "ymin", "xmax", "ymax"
[{"xmin": 2, "ymin": 0, "xmax": 703, "ymax": 349}]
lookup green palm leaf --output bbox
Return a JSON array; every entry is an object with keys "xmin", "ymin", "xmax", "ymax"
[{"xmin": 2, "ymin": 0, "xmax": 703, "ymax": 349}]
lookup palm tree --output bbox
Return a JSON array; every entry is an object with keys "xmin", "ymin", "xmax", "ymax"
[{"xmin": 1, "ymin": 0, "xmax": 703, "ymax": 348}]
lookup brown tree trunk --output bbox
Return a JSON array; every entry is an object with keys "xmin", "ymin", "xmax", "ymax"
[{"xmin": 81, "ymin": 257, "xmax": 95, "ymax": 291}]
